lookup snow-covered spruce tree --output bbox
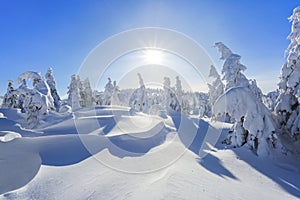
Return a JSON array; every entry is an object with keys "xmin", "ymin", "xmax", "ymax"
[
  {"xmin": 249, "ymin": 79, "xmax": 263, "ymax": 102},
  {"xmin": 175, "ymin": 76, "xmax": 183, "ymax": 105},
  {"xmin": 45, "ymin": 68, "xmax": 61, "ymax": 111},
  {"xmin": 23, "ymin": 90, "xmax": 44, "ymax": 128},
  {"xmin": 129, "ymin": 73, "xmax": 149, "ymax": 112},
  {"xmin": 195, "ymin": 92, "xmax": 210, "ymax": 117},
  {"xmin": 1, "ymin": 80, "xmax": 18, "ymax": 109},
  {"xmin": 112, "ymin": 80, "xmax": 121, "ymax": 105},
  {"xmin": 275, "ymin": 6, "xmax": 300, "ymax": 140},
  {"xmin": 16, "ymin": 79, "xmax": 28, "ymax": 112},
  {"xmin": 45, "ymin": 67, "xmax": 61, "ymax": 111},
  {"xmin": 214, "ymin": 42, "xmax": 263, "ymax": 102},
  {"xmin": 214, "ymin": 87, "xmax": 281, "ymax": 156},
  {"xmin": 207, "ymin": 65, "xmax": 224, "ymax": 107},
  {"xmin": 214, "ymin": 42, "xmax": 249, "ymax": 91},
  {"xmin": 103, "ymin": 78, "xmax": 114, "ymax": 105},
  {"xmin": 67, "ymin": 75, "xmax": 81, "ymax": 110},
  {"xmin": 82, "ymin": 78, "xmax": 94, "ymax": 107},
  {"xmin": 163, "ymin": 77, "xmax": 180, "ymax": 113}
]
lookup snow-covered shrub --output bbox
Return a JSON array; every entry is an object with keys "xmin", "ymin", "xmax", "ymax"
[
  {"xmin": 21, "ymin": 88, "xmax": 49, "ymax": 128},
  {"xmin": 45, "ymin": 68, "xmax": 61, "ymax": 111},
  {"xmin": 214, "ymin": 87, "xmax": 281, "ymax": 156},
  {"xmin": 275, "ymin": 6, "xmax": 300, "ymax": 140},
  {"xmin": 17, "ymin": 71, "xmax": 55, "ymax": 113},
  {"xmin": 263, "ymin": 89, "xmax": 279, "ymax": 111}
]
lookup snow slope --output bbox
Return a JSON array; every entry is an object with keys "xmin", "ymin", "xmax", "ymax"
[{"xmin": 0, "ymin": 106, "xmax": 300, "ymax": 199}]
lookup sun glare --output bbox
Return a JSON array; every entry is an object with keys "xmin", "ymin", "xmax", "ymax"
[{"xmin": 142, "ymin": 49, "xmax": 164, "ymax": 64}]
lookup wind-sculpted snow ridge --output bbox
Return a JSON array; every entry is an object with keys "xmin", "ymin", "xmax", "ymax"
[
  {"xmin": 0, "ymin": 106, "xmax": 193, "ymax": 194},
  {"xmin": 0, "ymin": 106, "xmax": 300, "ymax": 199}
]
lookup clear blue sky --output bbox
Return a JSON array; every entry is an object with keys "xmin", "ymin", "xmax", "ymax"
[{"xmin": 0, "ymin": 0, "xmax": 299, "ymax": 95}]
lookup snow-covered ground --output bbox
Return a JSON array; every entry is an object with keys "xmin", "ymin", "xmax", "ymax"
[{"xmin": 0, "ymin": 106, "xmax": 300, "ymax": 199}]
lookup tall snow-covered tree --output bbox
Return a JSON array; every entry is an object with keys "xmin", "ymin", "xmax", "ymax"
[
  {"xmin": 67, "ymin": 75, "xmax": 81, "ymax": 110},
  {"xmin": 103, "ymin": 78, "xmax": 114, "ymax": 105},
  {"xmin": 175, "ymin": 76, "xmax": 183, "ymax": 104},
  {"xmin": 82, "ymin": 78, "xmax": 94, "ymax": 107},
  {"xmin": 45, "ymin": 68, "xmax": 61, "ymax": 111},
  {"xmin": 214, "ymin": 42, "xmax": 263, "ymax": 102},
  {"xmin": 207, "ymin": 65, "xmax": 224, "ymax": 106},
  {"xmin": 163, "ymin": 77, "xmax": 180, "ymax": 113},
  {"xmin": 1, "ymin": 80, "xmax": 18, "ymax": 109},
  {"xmin": 275, "ymin": 6, "xmax": 300, "ymax": 140},
  {"xmin": 112, "ymin": 80, "xmax": 121, "ymax": 105},
  {"xmin": 214, "ymin": 42, "xmax": 249, "ymax": 91}
]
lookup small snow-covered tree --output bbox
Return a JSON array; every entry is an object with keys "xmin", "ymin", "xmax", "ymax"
[
  {"xmin": 207, "ymin": 65, "xmax": 224, "ymax": 106},
  {"xmin": 1, "ymin": 80, "xmax": 18, "ymax": 109},
  {"xmin": 248, "ymin": 79, "xmax": 263, "ymax": 102},
  {"xmin": 23, "ymin": 90, "xmax": 43, "ymax": 128},
  {"xmin": 263, "ymin": 89, "xmax": 279, "ymax": 111},
  {"xmin": 130, "ymin": 73, "xmax": 149, "ymax": 112},
  {"xmin": 175, "ymin": 76, "xmax": 183, "ymax": 104},
  {"xmin": 275, "ymin": 6, "xmax": 300, "ymax": 140},
  {"xmin": 112, "ymin": 80, "xmax": 121, "ymax": 105},
  {"xmin": 45, "ymin": 68, "xmax": 61, "ymax": 111},
  {"xmin": 17, "ymin": 79, "xmax": 28, "ymax": 112},
  {"xmin": 67, "ymin": 75, "xmax": 81, "ymax": 110},
  {"xmin": 82, "ymin": 78, "xmax": 93, "ymax": 107},
  {"xmin": 103, "ymin": 78, "xmax": 114, "ymax": 105},
  {"xmin": 163, "ymin": 77, "xmax": 180, "ymax": 113},
  {"xmin": 214, "ymin": 87, "xmax": 281, "ymax": 156}
]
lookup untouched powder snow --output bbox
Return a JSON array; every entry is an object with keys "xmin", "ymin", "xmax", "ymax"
[{"xmin": 0, "ymin": 106, "xmax": 299, "ymax": 199}]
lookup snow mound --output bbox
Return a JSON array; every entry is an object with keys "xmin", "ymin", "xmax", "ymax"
[
  {"xmin": 59, "ymin": 105, "xmax": 72, "ymax": 113},
  {"xmin": 0, "ymin": 113, "xmax": 5, "ymax": 118},
  {"xmin": 0, "ymin": 131, "xmax": 22, "ymax": 142}
]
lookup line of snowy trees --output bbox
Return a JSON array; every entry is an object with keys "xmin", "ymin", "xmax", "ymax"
[
  {"xmin": 88, "ymin": 73, "xmax": 208, "ymax": 116},
  {"xmin": 67, "ymin": 75, "xmax": 93, "ymax": 110}
]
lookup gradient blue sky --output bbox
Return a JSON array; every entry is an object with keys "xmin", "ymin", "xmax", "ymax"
[{"xmin": 0, "ymin": 0, "xmax": 299, "ymax": 95}]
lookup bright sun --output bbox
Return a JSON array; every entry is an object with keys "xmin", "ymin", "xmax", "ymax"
[{"xmin": 142, "ymin": 49, "xmax": 164, "ymax": 64}]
